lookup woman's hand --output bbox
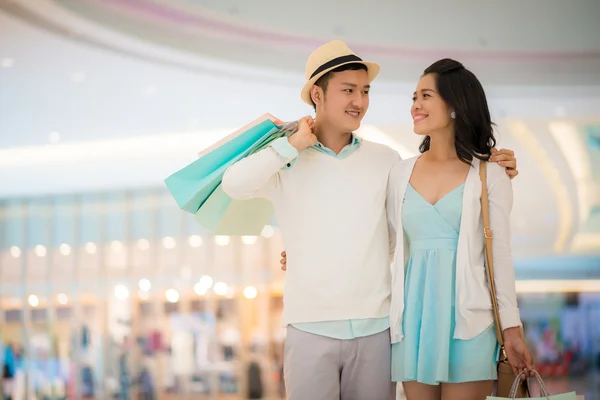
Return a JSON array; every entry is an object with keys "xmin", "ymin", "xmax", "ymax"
[
  {"xmin": 280, "ymin": 250, "xmax": 287, "ymax": 271},
  {"xmin": 503, "ymin": 327, "xmax": 534, "ymax": 380},
  {"xmin": 490, "ymin": 148, "xmax": 519, "ymax": 179}
]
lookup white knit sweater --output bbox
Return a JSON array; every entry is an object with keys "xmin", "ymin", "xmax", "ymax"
[{"xmin": 222, "ymin": 138, "xmax": 401, "ymax": 325}]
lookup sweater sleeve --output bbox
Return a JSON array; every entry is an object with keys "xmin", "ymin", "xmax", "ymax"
[
  {"xmin": 487, "ymin": 164, "xmax": 521, "ymax": 331},
  {"xmin": 221, "ymin": 137, "xmax": 299, "ymax": 200}
]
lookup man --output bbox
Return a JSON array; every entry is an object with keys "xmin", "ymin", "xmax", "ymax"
[{"xmin": 222, "ymin": 40, "xmax": 518, "ymax": 400}]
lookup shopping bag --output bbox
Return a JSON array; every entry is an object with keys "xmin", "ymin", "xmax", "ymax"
[
  {"xmin": 196, "ymin": 113, "xmax": 283, "ymax": 158},
  {"xmin": 193, "ymin": 121, "xmax": 298, "ymax": 235},
  {"xmin": 487, "ymin": 370, "xmax": 578, "ymax": 400},
  {"xmin": 194, "ymin": 184, "xmax": 274, "ymax": 235},
  {"xmin": 164, "ymin": 116, "xmax": 281, "ymax": 213}
]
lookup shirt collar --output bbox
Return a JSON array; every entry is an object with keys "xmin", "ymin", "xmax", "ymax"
[{"xmin": 314, "ymin": 133, "xmax": 362, "ymax": 151}]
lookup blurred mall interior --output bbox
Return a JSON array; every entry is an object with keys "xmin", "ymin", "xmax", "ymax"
[{"xmin": 1, "ymin": 0, "xmax": 600, "ymax": 399}]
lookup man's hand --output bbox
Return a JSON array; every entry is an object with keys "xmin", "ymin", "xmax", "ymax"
[
  {"xmin": 280, "ymin": 250, "xmax": 287, "ymax": 271},
  {"xmin": 490, "ymin": 148, "xmax": 518, "ymax": 179},
  {"xmin": 288, "ymin": 116, "xmax": 316, "ymax": 152}
]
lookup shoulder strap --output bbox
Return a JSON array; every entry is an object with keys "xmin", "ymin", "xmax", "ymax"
[{"xmin": 479, "ymin": 161, "xmax": 505, "ymax": 348}]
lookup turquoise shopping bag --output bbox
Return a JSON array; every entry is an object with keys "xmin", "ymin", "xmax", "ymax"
[
  {"xmin": 164, "ymin": 117, "xmax": 281, "ymax": 213},
  {"xmin": 192, "ymin": 129, "xmax": 293, "ymax": 234},
  {"xmin": 487, "ymin": 370, "xmax": 579, "ymax": 400}
]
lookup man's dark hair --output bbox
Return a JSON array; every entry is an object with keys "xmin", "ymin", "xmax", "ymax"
[
  {"xmin": 419, "ymin": 58, "xmax": 497, "ymax": 165},
  {"xmin": 310, "ymin": 63, "xmax": 368, "ymax": 109}
]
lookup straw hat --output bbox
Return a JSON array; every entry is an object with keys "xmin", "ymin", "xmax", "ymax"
[{"xmin": 301, "ymin": 40, "xmax": 380, "ymax": 105}]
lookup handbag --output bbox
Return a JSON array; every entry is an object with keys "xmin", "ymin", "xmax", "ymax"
[{"xmin": 479, "ymin": 161, "xmax": 530, "ymax": 398}]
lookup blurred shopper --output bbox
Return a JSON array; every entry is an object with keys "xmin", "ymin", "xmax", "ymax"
[
  {"xmin": 2, "ymin": 343, "xmax": 16, "ymax": 400},
  {"xmin": 223, "ymin": 41, "xmax": 519, "ymax": 400}
]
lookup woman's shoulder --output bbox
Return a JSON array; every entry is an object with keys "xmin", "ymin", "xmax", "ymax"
[
  {"xmin": 390, "ymin": 155, "xmax": 419, "ymax": 177},
  {"xmin": 484, "ymin": 160, "xmax": 511, "ymax": 186},
  {"xmin": 387, "ymin": 156, "xmax": 418, "ymax": 198}
]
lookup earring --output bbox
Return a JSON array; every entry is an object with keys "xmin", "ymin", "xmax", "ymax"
[{"xmin": 451, "ymin": 111, "xmax": 456, "ymax": 119}]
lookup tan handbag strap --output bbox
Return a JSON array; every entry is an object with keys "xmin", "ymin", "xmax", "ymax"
[{"xmin": 479, "ymin": 161, "xmax": 505, "ymax": 348}]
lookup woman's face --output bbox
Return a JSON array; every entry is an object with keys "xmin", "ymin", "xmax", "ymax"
[{"xmin": 411, "ymin": 73, "xmax": 454, "ymax": 136}]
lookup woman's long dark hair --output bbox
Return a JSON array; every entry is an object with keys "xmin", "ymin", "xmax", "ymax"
[{"xmin": 418, "ymin": 59, "xmax": 496, "ymax": 164}]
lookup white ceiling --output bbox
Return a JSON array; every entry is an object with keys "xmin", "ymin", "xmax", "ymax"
[
  {"xmin": 0, "ymin": 0, "xmax": 599, "ymax": 257},
  {"xmin": 1, "ymin": 1, "xmax": 600, "ymax": 149},
  {"xmin": 46, "ymin": 0, "xmax": 600, "ymax": 86},
  {"xmin": 183, "ymin": 0, "xmax": 600, "ymax": 52}
]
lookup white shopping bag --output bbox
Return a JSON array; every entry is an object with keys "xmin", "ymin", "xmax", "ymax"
[{"xmin": 487, "ymin": 370, "xmax": 579, "ymax": 400}]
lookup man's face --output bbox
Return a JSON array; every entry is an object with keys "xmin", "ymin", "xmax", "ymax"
[{"xmin": 316, "ymin": 69, "xmax": 370, "ymax": 132}]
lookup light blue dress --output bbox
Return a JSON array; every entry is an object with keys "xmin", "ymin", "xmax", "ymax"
[{"xmin": 391, "ymin": 183, "xmax": 499, "ymax": 385}]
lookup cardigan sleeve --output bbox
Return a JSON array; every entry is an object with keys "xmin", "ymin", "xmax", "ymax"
[
  {"xmin": 386, "ymin": 166, "xmax": 399, "ymax": 260},
  {"xmin": 486, "ymin": 163, "xmax": 521, "ymax": 331}
]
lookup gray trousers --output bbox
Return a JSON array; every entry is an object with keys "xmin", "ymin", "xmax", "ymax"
[{"xmin": 284, "ymin": 326, "xmax": 394, "ymax": 400}]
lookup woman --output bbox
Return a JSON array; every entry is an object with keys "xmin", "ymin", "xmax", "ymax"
[{"xmin": 386, "ymin": 59, "xmax": 533, "ymax": 400}]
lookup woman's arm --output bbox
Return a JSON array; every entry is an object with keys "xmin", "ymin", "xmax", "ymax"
[
  {"xmin": 488, "ymin": 163, "xmax": 535, "ymax": 377},
  {"xmin": 486, "ymin": 164, "xmax": 521, "ymax": 331}
]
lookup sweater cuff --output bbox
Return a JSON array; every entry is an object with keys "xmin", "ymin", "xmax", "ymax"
[
  {"xmin": 499, "ymin": 307, "xmax": 522, "ymax": 331},
  {"xmin": 270, "ymin": 137, "xmax": 299, "ymax": 169}
]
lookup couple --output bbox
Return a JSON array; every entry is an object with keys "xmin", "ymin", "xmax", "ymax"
[{"xmin": 222, "ymin": 40, "xmax": 533, "ymax": 400}]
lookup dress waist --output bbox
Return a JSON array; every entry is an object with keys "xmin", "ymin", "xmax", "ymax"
[{"xmin": 409, "ymin": 237, "xmax": 458, "ymax": 251}]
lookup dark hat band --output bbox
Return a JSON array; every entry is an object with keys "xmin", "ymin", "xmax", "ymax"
[{"xmin": 309, "ymin": 54, "xmax": 364, "ymax": 79}]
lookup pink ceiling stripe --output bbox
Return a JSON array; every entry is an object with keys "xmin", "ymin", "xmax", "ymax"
[{"xmin": 91, "ymin": 0, "xmax": 600, "ymax": 61}]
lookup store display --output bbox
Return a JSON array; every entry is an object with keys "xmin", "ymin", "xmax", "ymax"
[{"xmin": 247, "ymin": 360, "xmax": 264, "ymax": 399}]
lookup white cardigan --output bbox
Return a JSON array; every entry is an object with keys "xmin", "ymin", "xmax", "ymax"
[{"xmin": 386, "ymin": 156, "xmax": 521, "ymax": 344}]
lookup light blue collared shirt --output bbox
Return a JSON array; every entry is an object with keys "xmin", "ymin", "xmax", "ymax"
[{"xmin": 270, "ymin": 134, "xmax": 390, "ymax": 340}]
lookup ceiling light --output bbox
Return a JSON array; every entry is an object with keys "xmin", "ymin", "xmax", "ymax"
[
  {"xmin": 137, "ymin": 238, "xmax": 150, "ymax": 250},
  {"xmin": 34, "ymin": 245, "xmax": 47, "ymax": 257},
  {"xmin": 162, "ymin": 236, "xmax": 176, "ymax": 249},
  {"xmin": 49, "ymin": 132, "xmax": 60, "ymax": 144},
  {"xmin": 165, "ymin": 289, "xmax": 179, "ymax": 303},
  {"xmin": 1, "ymin": 57, "xmax": 15, "ymax": 68},
  {"xmin": 28, "ymin": 295, "xmax": 39, "ymax": 307},
  {"xmin": 213, "ymin": 282, "xmax": 228, "ymax": 296},
  {"xmin": 199, "ymin": 275, "xmax": 213, "ymax": 288},
  {"xmin": 10, "ymin": 246, "xmax": 21, "ymax": 258},
  {"xmin": 114, "ymin": 285, "xmax": 129, "ymax": 301},
  {"xmin": 241, "ymin": 236, "xmax": 257, "ymax": 245},
  {"xmin": 85, "ymin": 242, "xmax": 97, "ymax": 254},
  {"xmin": 188, "ymin": 235, "xmax": 203, "ymax": 248},
  {"xmin": 111, "ymin": 241, "xmax": 123, "ymax": 252},
  {"xmin": 243, "ymin": 286, "xmax": 258, "ymax": 300},
  {"xmin": 194, "ymin": 283, "xmax": 208, "ymax": 295},
  {"xmin": 138, "ymin": 279, "xmax": 151, "ymax": 292},
  {"xmin": 144, "ymin": 85, "xmax": 156, "ymax": 96},
  {"xmin": 71, "ymin": 72, "xmax": 85, "ymax": 83},
  {"xmin": 57, "ymin": 293, "xmax": 68, "ymax": 305},
  {"xmin": 59, "ymin": 243, "xmax": 71, "ymax": 256},
  {"xmin": 215, "ymin": 236, "xmax": 230, "ymax": 246}
]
